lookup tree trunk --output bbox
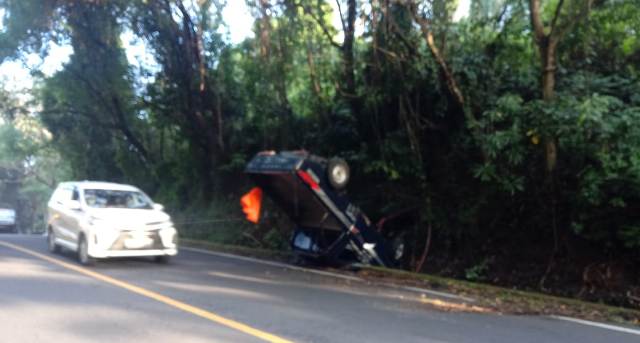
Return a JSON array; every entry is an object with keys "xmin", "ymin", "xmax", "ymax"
[
  {"xmin": 259, "ymin": 0, "xmax": 272, "ymax": 58},
  {"xmin": 342, "ymin": 0, "xmax": 357, "ymax": 99},
  {"xmin": 175, "ymin": 0, "xmax": 223, "ymax": 200},
  {"xmin": 540, "ymin": 37, "xmax": 559, "ymax": 172},
  {"xmin": 528, "ymin": 0, "xmax": 593, "ymax": 288},
  {"xmin": 305, "ymin": 38, "xmax": 322, "ymax": 98}
]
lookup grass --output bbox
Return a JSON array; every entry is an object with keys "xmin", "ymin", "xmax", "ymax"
[{"xmin": 356, "ymin": 266, "xmax": 640, "ymax": 326}]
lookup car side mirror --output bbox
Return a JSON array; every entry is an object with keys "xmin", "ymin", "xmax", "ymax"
[
  {"xmin": 67, "ymin": 200, "xmax": 82, "ymax": 211},
  {"xmin": 153, "ymin": 203, "xmax": 164, "ymax": 211}
]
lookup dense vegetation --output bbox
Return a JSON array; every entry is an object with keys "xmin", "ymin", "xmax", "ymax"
[{"xmin": 0, "ymin": 0, "xmax": 639, "ymax": 307}]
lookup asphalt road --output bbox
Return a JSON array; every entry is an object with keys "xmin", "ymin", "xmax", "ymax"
[{"xmin": 0, "ymin": 234, "xmax": 638, "ymax": 343}]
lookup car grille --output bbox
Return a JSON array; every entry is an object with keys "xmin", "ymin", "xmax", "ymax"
[{"xmin": 109, "ymin": 230, "xmax": 164, "ymax": 250}]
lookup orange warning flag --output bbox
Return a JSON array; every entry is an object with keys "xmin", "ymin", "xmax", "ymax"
[{"xmin": 240, "ymin": 187, "xmax": 263, "ymax": 223}]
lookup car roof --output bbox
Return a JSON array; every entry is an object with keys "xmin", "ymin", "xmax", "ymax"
[{"xmin": 59, "ymin": 181, "xmax": 141, "ymax": 192}]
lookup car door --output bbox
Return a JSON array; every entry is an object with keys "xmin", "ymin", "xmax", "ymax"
[
  {"xmin": 49, "ymin": 186, "xmax": 75, "ymax": 245},
  {"xmin": 65, "ymin": 187, "xmax": 83, "ymax": 244}
]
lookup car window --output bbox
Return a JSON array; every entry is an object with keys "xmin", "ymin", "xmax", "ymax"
[
  {"xmin": 54, "ymin": 187, "xmax": 73, "ymax": 204},
  {"xmin": 83, "ymin": 189, "xmax": 153, "ymax": 209},
  {"xmin": 72, "ymin": 188, "xmax": 79, "ymax": 201}
]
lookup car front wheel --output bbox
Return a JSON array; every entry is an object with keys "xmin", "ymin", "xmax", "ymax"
[
  {"xmin": 77, "ymin": 235, "xmax": 95, "ymax": 266},
  {"xmin": 48, "ymin": 229, "xmax": 60, "ymax": 254}
]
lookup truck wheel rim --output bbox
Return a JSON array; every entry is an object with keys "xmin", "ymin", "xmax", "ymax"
[
  {"xmin": 331, "ymin": 166, "xmax": 347, "ymax": 184},
  {"xmin": 395, "ymin": 243, "xmax": 405, "ymax": 261}
]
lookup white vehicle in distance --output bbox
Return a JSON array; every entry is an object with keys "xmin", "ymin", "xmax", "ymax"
[
  {"xmin": 0, "ymin": 206, "xmax": 17, "ymax": 233},
  {"xmin": 47, "ymin": 181, "xmax": 178, "ymax": 265}
]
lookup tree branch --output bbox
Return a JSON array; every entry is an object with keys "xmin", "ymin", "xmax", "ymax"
[
  {"xmin": 549, "ymin": 0, "xmax": 565, "ymax": 35},
  {"xmin": 409, "ymin": 6, "xmax": 466, "ymax": 113},
  {"xmin": 335, "ymin": 0, "xmax": 347, "ymax": 35},
  {"xmin": 551, "ymin": 0, "xmax": 594, "ymax": 40},
  {"xmin": 63, "ymin": 67, "xmax": 152, "ymax": 164},
  {"xmin": 291, "ymin": 0, "xmax": 343, "ymax": 49}
]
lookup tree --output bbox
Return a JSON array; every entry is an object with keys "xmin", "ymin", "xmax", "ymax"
[
  {"xmin": 127, "ymin": 0, "xmax": 227, "ymax": 200},
  {"xmin": 41, "ymin": 1, "xmax": 149, "ymax": 182},
  {"xmin": 529, "ymin": 0, "xmax": 594, "ymax": 172},
  {"xmin": 289, "ymin": 0, "xmax": 361, "ymax": 118},
  {"xmin": 1, "ymin": 87, "xmax": 70, "ymax": 232}
]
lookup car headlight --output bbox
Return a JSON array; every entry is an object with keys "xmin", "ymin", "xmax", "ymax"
[
  {"xmin": 161, "ymin": 226, "xmax": 177, "ymax": 235},
  {"xmin": 159, "ymin": 227, "xmax": 177, "ymax": 245}
]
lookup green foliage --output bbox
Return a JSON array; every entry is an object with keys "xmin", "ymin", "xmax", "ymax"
[
  {"xmin": 263, "ymin": 228, "xmax": 290, "ymax": 251},
  {"xmin": 476, "ymin": 84, "xmax": 640, "ymax": 247},
  {"xmin": 0, "ymin": 110, "xmax": 70, "ymax": 232},
  {"xmin": 174, "ymin": 201, "xmax": 247, "ymax": 245},
  {"xmin": 465, "ymin": 258, "xmax": 490, "ymax": 281}
]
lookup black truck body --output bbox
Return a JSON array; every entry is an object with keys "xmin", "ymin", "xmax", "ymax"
[{"xmin": 245, "ymin": 151, "xmax": 395, "ymax": 266}]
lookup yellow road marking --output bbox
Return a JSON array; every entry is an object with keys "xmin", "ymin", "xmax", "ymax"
[{"xmin": 0, "ymin": 241, "xmax": 294, "ymax": 343}]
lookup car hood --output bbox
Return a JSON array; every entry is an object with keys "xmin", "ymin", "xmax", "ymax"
[{"xmin": 85, "ymin": 208, "xmax": 171, "ymax": 225}]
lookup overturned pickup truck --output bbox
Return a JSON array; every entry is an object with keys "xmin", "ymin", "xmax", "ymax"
[{"xmin": 245, "ymin": 150, "xmax": 404, "ymax": 267}]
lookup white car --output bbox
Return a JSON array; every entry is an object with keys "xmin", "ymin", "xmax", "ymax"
[
  {"xmin": 47, "ymin": 181, "xmax": 178, "ymax": 265},
  {"xmin": 0, "ymin": 207, "xmax": 17, "ymax": 233}
]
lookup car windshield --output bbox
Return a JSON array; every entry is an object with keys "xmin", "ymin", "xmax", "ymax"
[{"xmin": 83, "ymin": 189, "xmax": 153, "ymax": 209}]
